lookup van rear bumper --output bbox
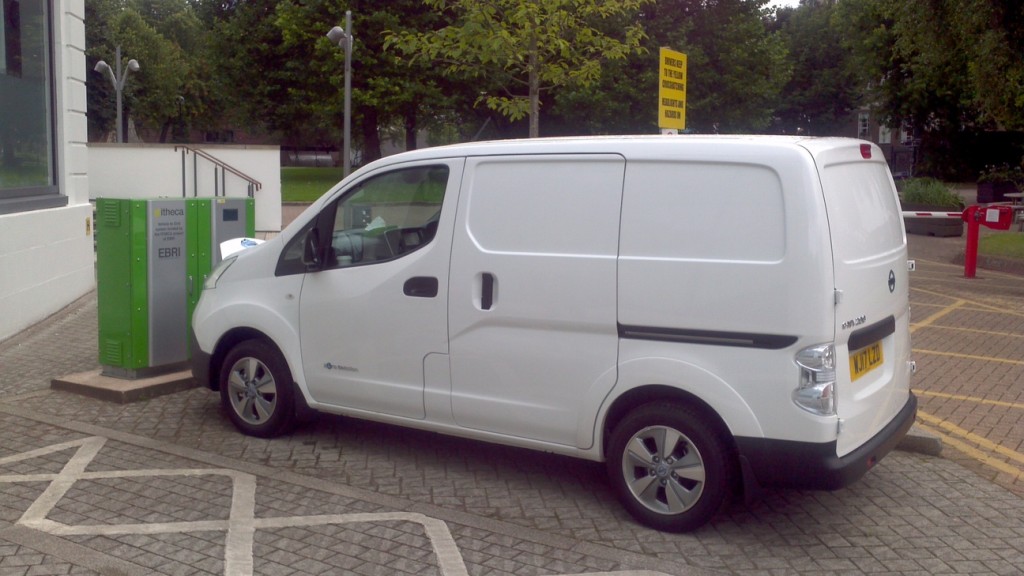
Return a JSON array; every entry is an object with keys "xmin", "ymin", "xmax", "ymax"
[{"xmin": 735, "ymin": 393, "xmax": 917, "ymax": 492}]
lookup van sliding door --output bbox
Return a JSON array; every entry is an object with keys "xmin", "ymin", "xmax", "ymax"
[{"xmin": 448, "ymin": 154, "xmax": 625, "ymax": 448}]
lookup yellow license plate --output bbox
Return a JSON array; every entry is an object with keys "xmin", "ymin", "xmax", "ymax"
[{"xmin": 849, "ymin": 341, "xmax": 884, "ymax": 381}]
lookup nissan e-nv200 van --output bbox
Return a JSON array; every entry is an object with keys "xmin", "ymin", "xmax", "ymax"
[{"xmin": 190, "ymin": 135, "xmax": 917, "ymax": 532}]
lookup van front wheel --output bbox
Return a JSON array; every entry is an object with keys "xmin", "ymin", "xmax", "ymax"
[
  {"xmin": 219, "ymin": 339, "xmax": 295, "ymax": 438},
  {"xmin": 607, "ymin": 403, "xmax": 732, "ymax": 532}
]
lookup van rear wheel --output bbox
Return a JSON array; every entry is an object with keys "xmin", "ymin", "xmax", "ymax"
[
  {"xmin": 607, "ymin": 402, "xmax": 733, "ymax": 532},
  {"xmin": 219, "ymin": 339, "xmax": 295, "ymax": 438}
]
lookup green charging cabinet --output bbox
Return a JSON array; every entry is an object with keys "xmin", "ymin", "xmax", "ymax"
[{"xmin": 96, "ymin": 197, "xmax": 255, "ymax": 377}]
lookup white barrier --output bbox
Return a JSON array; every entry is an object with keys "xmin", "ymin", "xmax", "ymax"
[{"xmin": 901, "ymin": 211, "xmax": 963, "ymax": 219}]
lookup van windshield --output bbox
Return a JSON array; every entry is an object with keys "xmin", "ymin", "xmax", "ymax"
[{"xmin": 820, "ymin": 163, "xmax": 904, "ymax": 262}]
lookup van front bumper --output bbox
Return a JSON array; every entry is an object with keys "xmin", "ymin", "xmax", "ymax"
[
  {"xmin": 189, "ymin": 329, "xmax": 215, "ymax": 390},
  {"xmin": 735, "ymin": 393, "xmax": 917, "ymax": 492}
]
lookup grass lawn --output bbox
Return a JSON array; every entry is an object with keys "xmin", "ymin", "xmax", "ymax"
[
  {"xmin": 979, "ymin": 232, "xmax": 1024, "ymax": 259},
  {"xmin": 281, "ymin": 166, "xmax": 345, "ymax": 203}
]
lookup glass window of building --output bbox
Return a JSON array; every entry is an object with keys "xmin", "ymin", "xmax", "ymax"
[{"xmin": 1, "ymin": 0, "xmax": 63, "ymax": 214}]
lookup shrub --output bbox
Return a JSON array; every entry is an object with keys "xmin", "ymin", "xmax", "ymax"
[
  {"xmin": 898, "ymin": 178, "xmax": 964, "ymax": 209},
  {"xmin": 978, "ymin": 163, "xmax": 1023, "ymax": 185}
]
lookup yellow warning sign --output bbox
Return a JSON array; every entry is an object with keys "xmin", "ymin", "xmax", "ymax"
[{"xmin": 659, "ymin": 47, "xmax": 687, "ymax": 131}]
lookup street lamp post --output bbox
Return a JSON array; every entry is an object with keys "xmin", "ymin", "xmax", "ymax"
[
  {"xmin": 94, "ymin": 46, "xmax": 140, "ymax": 144},
  {"xmin": 327, "ymin": 11, "xmax": 354, "ymax": 177}
]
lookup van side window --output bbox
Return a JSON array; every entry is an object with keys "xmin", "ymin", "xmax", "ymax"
[{"xmin": 326, "ymin": 166, "xmax": 448, "ymax": 269}]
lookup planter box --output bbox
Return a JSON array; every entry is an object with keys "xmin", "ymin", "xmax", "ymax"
[
  {"xmin": 902, "ymin": 202, "xmax": 964, "ymax": 237},
  {"xmin": 976, "ymin": 181, "xmax": 1018, "ymax": 203}
]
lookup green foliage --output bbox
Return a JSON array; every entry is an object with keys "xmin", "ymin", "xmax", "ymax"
[
  {"xmin": 493, "ymin": 0, "xmax": 792, "ymax": 136},
  {"xmin": 385, "ymin": 0, "xmax": 651, "ymax": 137},
  {"xmin": 90, "ymin": 0, "xmax": 984, "ymax": 153},
  {"xmin": 212, "ymin": 0, "xmax": 468, "ymax": 160},
  {"xmin": 834, "ymin": 0, "xmax": 1024, "ymax": 174},
  {"xmin": 678, "ymin": 0, "xmax": 789, "ymax": 133},
  {"xmin": 772, "ymin": 1, "xmax": 856, "ymax": 135},
  {"xmin": 84, "ymin": 0, "xmax": 803, "ymax": 147},
  {"xmin": 897, "ymin": 178, "xmax": 964, "ymax": 209},
  {"xmin": 977, "ymin": 163, "xmax": 1024, "ymax": 186},
  {"xmin": 86, "ymin": 0, "xmax": 223, "ymax": 142}
]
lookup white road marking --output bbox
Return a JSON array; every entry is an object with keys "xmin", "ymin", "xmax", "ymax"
[{"xmin": 0, "ymin": 436, "xmax": 668, "ymax": 576}]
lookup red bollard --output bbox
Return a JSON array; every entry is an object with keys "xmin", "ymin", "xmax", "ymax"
[
  {"xmin": 960, "ymin": 205, "xmax": 1015, "ymax": 278},
  {"xmin": 962, "ymin": 206, "xmax": 980, "ymax": 278}
]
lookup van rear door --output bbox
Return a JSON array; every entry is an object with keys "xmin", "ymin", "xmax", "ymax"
[{"xmin": 809, "ymin": 140, "xmax": 913, "ymax": 457}]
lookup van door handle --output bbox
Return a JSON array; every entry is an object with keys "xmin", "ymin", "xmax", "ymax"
[
  {"xmin": 403, "ymin": 276, "xmax": 438, "ymax": 298},
  {"xmin": 481, "ymin": 273, "xmax": 494, "ymax": 310}
]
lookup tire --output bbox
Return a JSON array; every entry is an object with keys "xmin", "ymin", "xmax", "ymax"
[
  {"xmin": 607, "ymin": 402, "xmax": 735, "ymax": 532},
  {"xmin": 219, "ymin": 339, "xmax": 296, "ymax": 438}
]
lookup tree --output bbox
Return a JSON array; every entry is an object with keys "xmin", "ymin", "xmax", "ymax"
[
  {"xmin": 839, "ymin": 0, "xmax": 1024, "ymax": 132},
  {"xmin": 86, "ymin": 0, "xmax": 225, "ymax": 142},
  {"xmin": 86, "ymin": 3, "xmax": 189, "ymax": 142},
  {"xmin": 386, "ymin": 0, "xmax": 650, "ymax": 137},
  {"xmin": 835, "ymin": 0, "xmax": 1024, "ymax": 177},
  {"xmin": 677, "ymin": 0, "xmax": 789, "ymax": 133},
  {"xmin": 546, "ymin": 0, "xmax": 790, "ymax": 135},
  {"xmin": 772, "ymin": 0, "xmax": 859, "ymax": 135},
  {"xmin": 208, "ymin": 0, "xmax": 468, "ymax": 162},
  {"xmin": 949, "ymin": 0, "xmax": 1024, "ymax": 130}
]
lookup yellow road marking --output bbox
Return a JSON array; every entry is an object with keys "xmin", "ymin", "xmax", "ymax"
[
  {"xmin": 915, "ymin": 389, "xmax": 1024, "ymax": 410},
  {"xmin": 912, "ymin": 324, "xmax": 1024, "ymax": 340},
  {"xmin": 917, "ymin": 410, "xmax": 1024, "ymax": 466},
  {"xmin": 912, "ymin": 287, "xmax": 1024, "ymax": 317},
  {"xmin": 915, "ymin": 421, "xmax": 1024, "ymax": 481},
  {"xmin": 910, "ymin": 299, "xmax": 965, "ymax": 334},
  {"xmin": 912, "ymin": 349, "xmax": 1024, "ymax": 365}
]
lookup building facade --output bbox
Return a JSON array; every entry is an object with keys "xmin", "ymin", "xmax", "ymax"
[{"xmin": 1, "ymin": 0, "xmax": 94, "ymax": 341}]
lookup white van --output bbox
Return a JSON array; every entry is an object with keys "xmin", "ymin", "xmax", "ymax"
[{"xmin": 190, "ymin": 136, "xmax": 916, "ymax": 532}]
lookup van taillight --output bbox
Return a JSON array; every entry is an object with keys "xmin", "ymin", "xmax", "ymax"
[
  {"xmin": 793, "ymin": 343, "xmax": 837, "ymax": 416},
  {"xmin": 860, "ymin": 144, "xmax": 872, "ymax": 159}
]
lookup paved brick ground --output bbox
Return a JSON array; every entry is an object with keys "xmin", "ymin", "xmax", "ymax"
[
  {"xmin": 0, "ymin": 233, "xmax": 1022, "ymax": 575},
  {"xmin": 905, "ymin": 233, "xmax": 1024, "ymax": 496}
]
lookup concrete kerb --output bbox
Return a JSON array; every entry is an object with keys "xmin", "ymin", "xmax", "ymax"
[
  {"xmin": 899, "ymin": 424, "xmax": 943, "ymax": 456},
  {"xmin": 51, "ymin": 368, "xmax": 196, "ymax": 403}
]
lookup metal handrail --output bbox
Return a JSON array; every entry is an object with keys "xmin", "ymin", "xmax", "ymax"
[{"xmin": 175, "ymin": 145, "xmax": 262, "ymax": 198}]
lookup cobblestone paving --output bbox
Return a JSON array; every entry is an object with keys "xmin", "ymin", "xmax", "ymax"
[
  {"xmin": 0, "ymin": 292, "xmax": 97, "ymax": 397},
  {"xmin": 904, "ymin": 248, "xmax": 1024, "ymax": 496},
  {"xmin": 4, "ymin": 389, "xmax": 1024, "ymax": 575},
  {"xmin": 0, "ymin": 415, "xmax": 663, "ymax": 576},
  {"xmin": 0, "ymin": 539, "xmax": 101, "ymax": 576}
]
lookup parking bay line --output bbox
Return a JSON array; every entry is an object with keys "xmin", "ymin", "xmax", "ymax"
[
  {"xmin": 915, "ymin": 389, "xmax": 1024, "ymax": 410},
  {"xmin": 915, "ymin": 420, "xmax": 1024, "ymax": 483},
  {"xmin": 912, "ymin": 287, "xmax": 1024, "ymax": 317},
  {"xmin": 916, "ymin": 410, "xmax": 1024, "ymax": 465},
  {"xmin": 911, "ymin": 348, "xmax": 1024, "ymax": 365},
  {"xmin": 910, "ymin": 298, "xmax": 966, "ymax": 334},
  {"xmin": 911, "ymin": 324, "xmax": 1024, "ymax": 340},
  {"xmin": 917, "ymin": 409, "xmax": 1024, "ymax": 468}
]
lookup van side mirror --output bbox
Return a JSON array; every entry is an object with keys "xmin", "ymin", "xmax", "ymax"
[{"xmin": 303, "ymin": 229, "xmax": 323, "ymax": 271}]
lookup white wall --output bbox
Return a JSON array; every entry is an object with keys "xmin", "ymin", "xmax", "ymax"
[
  {"xmin": 0, "ymin": 0, "xmax": 95, "ymax": 343},
  {"xmin": 89, "ymin": 144, "xmax": 282, "ymax": 233}
]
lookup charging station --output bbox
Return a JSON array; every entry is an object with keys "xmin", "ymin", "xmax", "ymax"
[{"xmin": 96, "ymin": 197, "xmax": 255, "ymax": 377}]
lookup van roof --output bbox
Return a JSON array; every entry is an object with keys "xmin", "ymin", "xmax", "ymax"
[{"xmin": 364, "ymin": 135, "xmax": 869, "ymax": 166}]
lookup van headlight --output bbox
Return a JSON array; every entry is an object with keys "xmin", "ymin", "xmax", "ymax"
[
  {"xmin": 793, "ymin": 343, "xmax": 836, "ymax": 416},
  {"xmin": 204, "ymin": 256, "xmax": 236, "ymax": 290}
]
